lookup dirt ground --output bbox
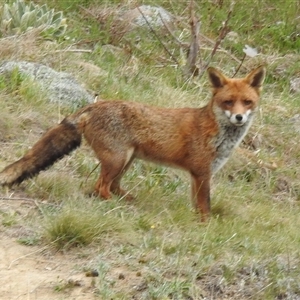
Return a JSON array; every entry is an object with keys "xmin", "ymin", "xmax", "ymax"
[
  {"xmin": 0, "ymin": 200, "xmax": 98, "ymax": 300},
  {"xmin": 0, "ymin": 237, "xmax": 95, "ymax": 300}
]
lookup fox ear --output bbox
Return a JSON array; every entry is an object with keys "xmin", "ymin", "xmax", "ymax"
[
  {"xmin": 245, "ymin": 66, "xmax": 266, "ymax": 88},
  {"xmin": 207, "ymin": 67, "xmax": 228, "ymax": 88}
]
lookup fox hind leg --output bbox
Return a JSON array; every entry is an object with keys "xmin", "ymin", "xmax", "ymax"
[
  {"xmin": 94, "ymin": 148, "xmax": 135, "ymax": 200},
  {"xmin": 94, "ymin": 161, "xmax": 123, "ymax": 199},
  {"xmin": 110, "ymin": 155, "xmax": 135, "ymax": 201},
  {"xmin": 110, "ymin": 167, "xmax": 134, "ymax": 201}
]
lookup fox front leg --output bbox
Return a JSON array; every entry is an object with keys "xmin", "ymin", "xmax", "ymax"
[{"xmin": 191, "ymin": 173, "xmax": 211, "ymax": 222}]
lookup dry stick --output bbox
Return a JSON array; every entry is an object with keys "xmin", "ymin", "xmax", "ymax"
[
  {"xmin": 55, "ymin": 49, "xmax": 92, "ymax": 53},
  {"xmin": 0, "ymin": 196, "xmax": 36, "ymax": 201},
  {"xmin": 250, "ymin": 282, "xmax": 274, "ymax": 299},
  {"xmin": 118, "ymin": 177, "xmax": 148, "ymax": 202},
  {"xmin": 232, "ymin": 52, "xmax": 246, "ymax": 77},
  {"xmin": 159, "ymin": 14, "xmax": 189, "ymax": 49},
  {"xmin": 159, "ymin": 7, "xmax": 243, "ymax": 69},
  {"xmin": 185, "ymin": 0, "xmax": 201, "ymax": 77},
  {"xmin": 199, "ymin": 33, "xmax": 245, "ymax": 67},
  {"xmin": 159, "ymin": 0, "xmax": 201, "ymax": 77},
  {"xmin": 199, "ymin": 1, "xmax": 235, "ymax": 78},
  {"xmin": 136, "ymin": 6, "xmax": 179, "ymax": 66},
  {"xmin": 160, "ymin": 16, "xmax": 245, "ymax": 72},
  {"xmin": 84, "ymin": 162, "xmax": 100, "ymax": 184}
]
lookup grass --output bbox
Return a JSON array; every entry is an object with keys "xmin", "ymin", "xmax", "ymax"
[{"xmin": 1, "ymin": 0, "xmax": 300, "ymax": 299}]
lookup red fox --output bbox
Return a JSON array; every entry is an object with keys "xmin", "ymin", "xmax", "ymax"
[{"xmin": 0, "ymin": 66, "xmax": 265, "ymax": 221}]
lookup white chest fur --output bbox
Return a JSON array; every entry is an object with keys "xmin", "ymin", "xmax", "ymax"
[{"xmin": 211, "ymin": 117, "xmax": 253, "ymax": 174}]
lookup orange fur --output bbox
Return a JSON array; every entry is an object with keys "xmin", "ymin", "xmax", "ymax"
[{"xmin": 0, "ymin": 66, "xmax": 266, "ymax": 221}]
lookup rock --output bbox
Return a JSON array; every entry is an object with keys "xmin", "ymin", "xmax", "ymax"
[
  {"xmin": 0, "ymin": 61, "xmax": 94, "ymax": 106},
  {"xmin": 122, "ymin": 5, "xmax": 173, "ymax": 28}
]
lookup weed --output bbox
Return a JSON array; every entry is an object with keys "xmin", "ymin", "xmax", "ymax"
[
  {"xmin": 1, "ymin": 210, "xmax": 18, "ymax": 227},
  {"xmin": 17, "ymin": 235, "xmax": 40, "ymax": 246}
]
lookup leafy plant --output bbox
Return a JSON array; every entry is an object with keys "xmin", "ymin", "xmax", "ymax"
[{"xmin": 0, "ymin": 0, "xmax": 67, "ymax": 38}]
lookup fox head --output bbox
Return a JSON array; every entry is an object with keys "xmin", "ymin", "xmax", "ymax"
[{"xmin": 207, "ymin": 66, "xmax": 266, "ymax": 126}]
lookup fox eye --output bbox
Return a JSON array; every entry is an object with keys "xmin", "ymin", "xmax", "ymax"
[
  {"xmin": 223, "ymin": 100, "xmax": 233, "ymax": 107},
  {"xmin": 244, "ymin": 100, "xmax": 252, "ymax": 106}
]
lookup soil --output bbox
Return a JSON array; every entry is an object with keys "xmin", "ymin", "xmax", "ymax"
[{"xmin": 0, "ymin": 199, "xmax": 97, "ymax": 300}]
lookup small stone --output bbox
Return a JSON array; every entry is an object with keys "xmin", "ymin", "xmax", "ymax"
[{"xmin": 85, "ymin": 270, "xmax": 99, "ymax": 277}]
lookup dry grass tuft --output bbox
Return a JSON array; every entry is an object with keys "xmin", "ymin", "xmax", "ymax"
[{"xmin": 0, "ymin": 30, "xmax": 48, "ymax": 61}]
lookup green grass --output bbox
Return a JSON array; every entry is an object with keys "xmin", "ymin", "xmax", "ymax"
[{"xmin": 1, "ymin": 0, "xmax": 300, "ymax": 299}]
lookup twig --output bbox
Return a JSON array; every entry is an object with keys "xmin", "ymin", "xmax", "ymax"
[
  {"xmin": 137, "ymin": 6, "xmax": 179, "ymax": 65},
  {"xmin": 249, "ymin": 282, "xmax": 274, "ymax": 299},
  {"xmin": 199, "ymin": 33, "xmax": 247, "ymax": 68},
  {"xmin": 185, "ymin": 0, "xmax": 201, "ymax": 77},
  {"xmin": 55, "ymin": 49, "xmax": 92, "ymax": 53},
  {"xmin": 84, "ymin": 162, "xmax": 100, "ymax": 183},
  {"xmin": 232, "ymin": 52, "xmax": 246, "ymax": 77},
  {"xmin": 118, "ymin": 177, "xmax": 147, "ymax": 202},
  {"xmin": 159, "ymin": 12, "xmax": 189, "ymax": 49},
  {"xmin": 199, "ymin": 1, "xmax": 235, "ymax": 78},
  {"xmin": 0, "ymin": 196, "xmax": 36, "ymax": 202}
]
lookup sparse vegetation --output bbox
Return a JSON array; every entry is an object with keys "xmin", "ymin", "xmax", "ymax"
[{"xmin": 1, "ymin": 0, "xmax": 300, "ymax": 299}]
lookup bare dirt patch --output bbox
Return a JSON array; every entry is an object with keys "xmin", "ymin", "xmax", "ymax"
[{"xmin": 0, "ymin": 200, "xmax": 97, "ymax": 300}]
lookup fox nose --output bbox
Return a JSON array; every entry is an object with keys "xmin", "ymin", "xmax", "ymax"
[{"xmin": 235, "ymin": 114, "xmax": 243, "ymax": 122}]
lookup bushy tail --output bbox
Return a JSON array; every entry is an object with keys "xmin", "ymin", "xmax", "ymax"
[{"xmin": 0, "ymin": 118, "xmax": 82, "ymax": 186}]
